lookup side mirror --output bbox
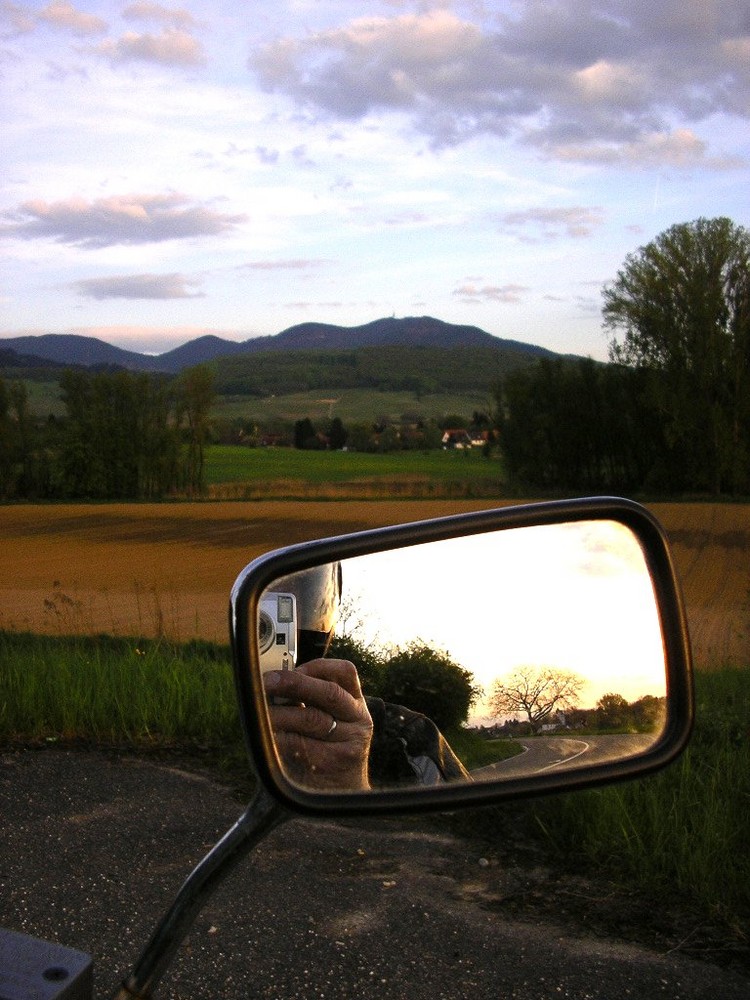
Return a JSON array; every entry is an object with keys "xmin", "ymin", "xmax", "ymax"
[{"xmin": 229, "ymin": 498, "xmax": 693, "ymax": 815}]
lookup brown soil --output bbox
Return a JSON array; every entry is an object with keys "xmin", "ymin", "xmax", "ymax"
[{"xmin": 1, "ymin": 499, "xmax": 749, "ymax": 668}]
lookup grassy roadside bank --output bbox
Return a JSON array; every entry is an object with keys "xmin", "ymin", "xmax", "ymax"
[
  {"xmin": 0, "ymin": 629, "xmax": 511, "ymax": 782},
  {"xmin": 0, "ymin": 632, "xmax": 249, "ymax": 782},
  {"xmin": 1, "ymin": 629, "xmax": 747, "ymax": 963}
]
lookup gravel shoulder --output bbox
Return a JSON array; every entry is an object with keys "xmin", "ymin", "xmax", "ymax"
[{"xmin": 1, "ymin": 747, "xmax": 747, "ymax": 1000}]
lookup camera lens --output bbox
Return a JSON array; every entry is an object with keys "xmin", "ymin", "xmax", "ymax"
[{"xmin": 258, "ymin": 610, "xmax": 275, "ymax": 653}]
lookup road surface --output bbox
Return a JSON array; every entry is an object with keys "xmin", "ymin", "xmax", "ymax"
[
  {"xmin": 474, "ymin": 734, "xmax": 656, "ymax": 779},
  {"xmin": 1, "ymin": 748, "xmax": 747, "ymax": 1000}
]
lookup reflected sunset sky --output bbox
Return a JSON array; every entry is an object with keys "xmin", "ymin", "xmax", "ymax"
[{"xmin": 337, "ymin": 520, "xmax": 666, "ymax": 723}]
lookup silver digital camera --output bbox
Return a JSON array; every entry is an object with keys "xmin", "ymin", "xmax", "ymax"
[{"xmin": 258, "ymin": 592, "xmax": 297, "ymax": 674}]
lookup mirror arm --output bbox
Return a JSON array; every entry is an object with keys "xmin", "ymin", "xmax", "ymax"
[{"xmin": 112, "ymin": 787, "xmax": 287, "ymax": 1000}]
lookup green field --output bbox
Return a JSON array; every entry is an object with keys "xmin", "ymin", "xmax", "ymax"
[
  {"xmin": 14, "ymin": 377, "xmax": 66, "ymax": 418},
  {"xmin": 203, "ymin": 443, "xmax": 503, "ymax": 488},
  {"xmin": 15, "ymin": 377, "xmax": 491, "ymax": 429},
  {"xmin": 215, "ymin": 386, "xmax": 491, "ymax": 426}
]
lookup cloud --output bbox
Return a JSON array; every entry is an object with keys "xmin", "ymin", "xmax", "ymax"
[
  {"xmin": 285, "ymin": 301, "xmax": 344, "ymax": 310},
  {"xmin": 94, "ymin": 27, "xmax": 205, "ymax": 67},
  {"xmin": 2, "ymin": 193, "xmax": 245, "ymax": 247},
  {"xmin": 74, "ymin": 273, "xmax": 203, "ymax": 300},
  {"xmin": 122, "ymin": 2, "xmax": 197, "ymax": 30},
  {"xmin": 38, "ymin": 1, "xmax": 107, "ymax": 36},
  {"xmin": 249, "ymin": 3, "xmax": 750, "ymax": 166},
  {"xmin": 575, "ymin": 294, "xmax": 603, "ymax": 315},
  {"xmin": 546, "ymin": 128, "xmax": 745, "ymax": 169},
  {"xmin": 384, "ymin": 211, "xmax": 431, "ymax": 226},
  {"xmin": 255, "ymin": 146, "xmax": 280, "ymax": 165},
  {"xmin": 45, "ymin": 60, "xmax": 89, "ymax": 82},
  {"xmin": 251, "ymin": 11, "xmax": 485, "ymax": 124},
  {"xmin": 499, "ymin": 206, "xmax": 605, "ymax": 240},
  {"xmin": 2, "ymin": 2, "xmax": 36, "ymax": 36},
  {"xmin": 240, "ymin": 259, "xmax": 329, "ymax": 271},
  {"xmin": 453, "ymin": 282, "xmax": 530, "ymax": 304}
]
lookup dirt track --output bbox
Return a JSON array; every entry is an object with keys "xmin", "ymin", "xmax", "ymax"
[{"xmin": 1, "ymin": 500, "xmax": 749, "ymax": 666}]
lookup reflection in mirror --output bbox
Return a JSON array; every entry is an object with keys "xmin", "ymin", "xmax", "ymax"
[{"xmin": 255, "ymin": 521, "xmax": 667, "ymax": 794}]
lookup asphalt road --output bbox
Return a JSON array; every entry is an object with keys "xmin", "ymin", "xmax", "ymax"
[
  {"xmin": 474, "ymin": 734, "xmax": 656, "ymax": 779},
  {"xmin": 1, "ymin": 748, "xmax": 747, "ymax": 1000}
]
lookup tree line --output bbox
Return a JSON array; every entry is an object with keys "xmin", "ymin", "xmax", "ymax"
[
  {"xmin": 498, "ymin": 218, "xmax": 750, "ymax": 495},
  {"xmin": 489, "ymin": 665, "xmax": 664, "ymax": 734},
  {"xmin": 0, "ymin": 365, "xmax": 214, "ymax": 500},
  {"xmin": 4, "ymin": 217, "xmax": 746, "ymax": 498}
]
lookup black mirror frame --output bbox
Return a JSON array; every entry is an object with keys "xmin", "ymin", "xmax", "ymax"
[{"xmin": 229, "ymin": 497, "xmax": 694, "ymax": 817}]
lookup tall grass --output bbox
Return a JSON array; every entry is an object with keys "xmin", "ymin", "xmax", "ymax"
[
  {"xmin": 532, "ymin": 667, "xmax": 750, "ymax": 931},
  {"xmin": 0, "ymin": 631, "xmax": 242, "ymax": 752},
  {"xmin": 2, "ymin": 630, "xmax": 747, "ymax": 935}
]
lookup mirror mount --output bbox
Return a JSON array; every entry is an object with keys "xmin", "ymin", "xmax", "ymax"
[
  {"xmin": 114, "ymin": 786, "xmax": 288, "ymax": 1000},
  {"xmin": 230, "ymin": 497, "xmax": 693, "ymax": 817}
]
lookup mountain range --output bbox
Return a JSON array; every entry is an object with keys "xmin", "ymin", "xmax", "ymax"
[{"xmin": 0, "ymin": 317, "xmax": 559, "ymax": 375}]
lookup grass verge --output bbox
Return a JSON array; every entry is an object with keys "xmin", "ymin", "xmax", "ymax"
[
  {"xmin": 524, "ymin": 667, "xmax": 749, "ymax": 958},
  {"xmin": 0, "ymin": 630, "xmax": 518, "ymax": 773},
  {"xmin": 0, "ymin": 631, "xmax": 250, "ymax": 785},
  {"xmin": 2, "ymin": 631, "xmax": 747, "ymax": 962},
  {"xmin": 445, "ymin": 727, "xmax": 523, "ymax": 768}
]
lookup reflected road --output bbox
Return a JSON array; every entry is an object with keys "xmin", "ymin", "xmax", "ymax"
[{"xmin": 473, "ymin": 733, "xmax": 657, "ymax": 779}]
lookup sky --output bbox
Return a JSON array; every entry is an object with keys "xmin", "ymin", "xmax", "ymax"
[
  {"xmin": 336, "ymin": 520, "xmax": 666, "ymax": 724},
  {"xmin": 1, "ymin": 1, "xmax": 748, "ymax": 361}
]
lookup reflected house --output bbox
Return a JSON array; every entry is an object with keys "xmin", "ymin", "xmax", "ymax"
[
  {"xmin": 539, "ymin": 710, "xmax": 572, "ymax": 733},
  {"xmin": 481, "ymin": 710, "xmax": 594, "ymax": 737}
]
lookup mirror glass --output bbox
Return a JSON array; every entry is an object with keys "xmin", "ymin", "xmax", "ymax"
[{"xmin": 254, "ymin": 520, "xmax": 667, "ymax": 793}]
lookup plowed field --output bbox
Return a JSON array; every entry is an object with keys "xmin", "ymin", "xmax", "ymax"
[{"xmin": 1, "ymin": 500, "xmax": 748, "ymax": 668}]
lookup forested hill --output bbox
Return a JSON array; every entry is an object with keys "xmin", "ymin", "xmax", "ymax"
[
  {"xmin": 222, "ymin": 316, "xmax": 549, "ymax": 355},
  {"xmin": 0, "ymin": 316, "xmax": 560, "ymax": 375},
  {"xmin": 212, "ymin": 343, "xmax": 553, "ymax": 396}
]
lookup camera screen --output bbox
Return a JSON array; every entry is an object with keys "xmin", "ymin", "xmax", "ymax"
[{"xmin": 276, "ymin": 595, "xmax": 294, "ymax": 623}]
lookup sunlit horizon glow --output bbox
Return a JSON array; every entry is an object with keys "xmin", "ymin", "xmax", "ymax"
[
  {"xmin": 322, "ymin": 521, "xmax": 667, "ymax": 726},
  {"xmin": 2, "ymin": 2, "xmax": 748, "ymax": 361}
]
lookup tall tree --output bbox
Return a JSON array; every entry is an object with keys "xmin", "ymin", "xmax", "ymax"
[
  {"xmin": 58, "ymin": 369, "xmax": 185, "ymax": 499},
  {"xmin": 8, "ymin": 380, "xmax": 37, "ymax": 495},
  {"xmin": 496, "ymin": 358, "xmax": 656, "ymax": 491},
  {"xmin": 490, "ymin": 666, "xmax": 584, "ymax": 730},
  {"xmin": 177, "ymin": 365, "xmax": 216, "ymax": 496},
  {"xmin": 0, "ymin": 377, "xmax": 13, "ymax": 496},
  {"xmin": 328, "ymin": 416, "xmax": 348, "ymax": 450},
  {"xmin": 604, "ymin": 217, "xmax": 750, "ymax": 494}
]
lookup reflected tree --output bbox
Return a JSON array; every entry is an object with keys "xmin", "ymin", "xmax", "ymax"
[
  {"xmin": 596, "ymin": 692, "xmax": 630, "ymax": 730},
  {"xmin": 490, "ymin": 665, "xmax": 584, "ymax": 730},
  {"xmin": 596, "ymin": 692, "xmax": 665, "ymax": 733},
  {"xmin": 379, "ymin": 641, "xmax": 481, "ymax": 732}
]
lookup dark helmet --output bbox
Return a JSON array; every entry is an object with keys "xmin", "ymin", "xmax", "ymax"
[{"xmin": 272, "ymin": 562, "xmax": 342, "ymax": 664}]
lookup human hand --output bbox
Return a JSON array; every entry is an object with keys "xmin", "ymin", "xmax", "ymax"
[{"xmin": 263, "ymin": 658, "xmax": 373, "ymax": 791}]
